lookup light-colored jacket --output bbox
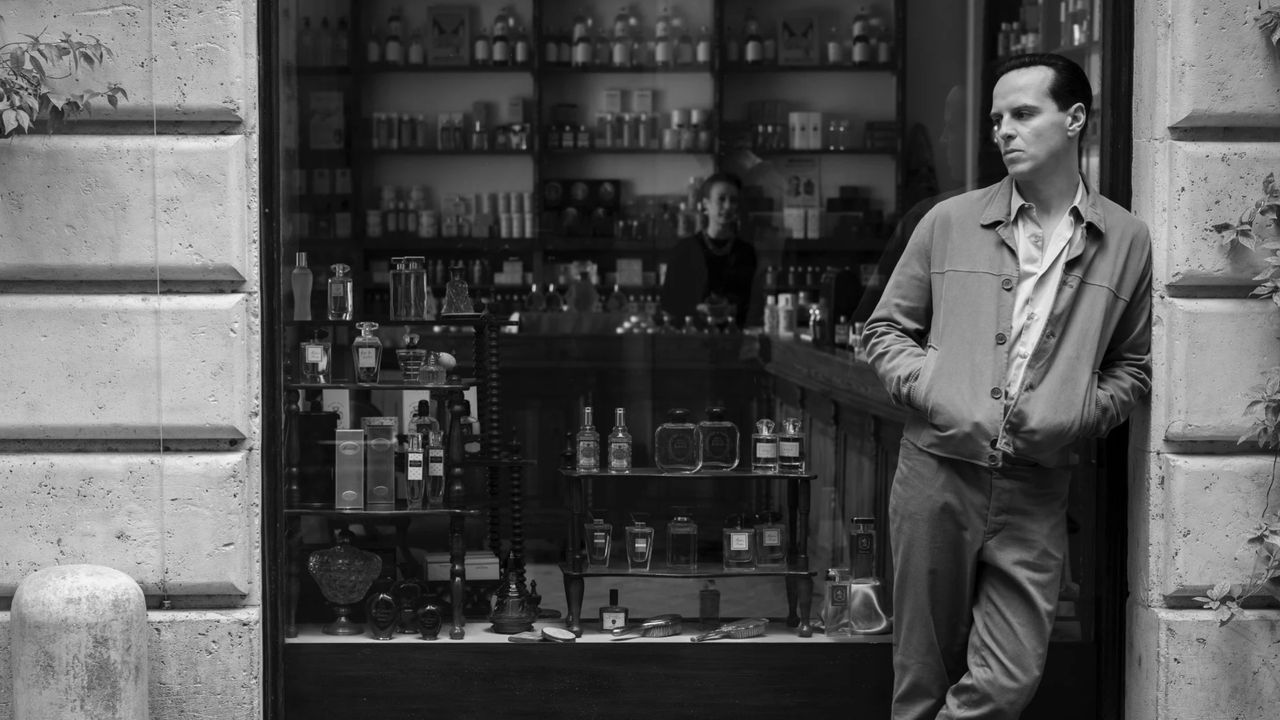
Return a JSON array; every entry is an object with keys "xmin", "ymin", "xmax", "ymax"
[{"xmin": 862, "ymin": 176, "xmax": 1152, "ymax": 468}]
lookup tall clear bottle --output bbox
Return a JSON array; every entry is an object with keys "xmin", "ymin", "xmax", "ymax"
[
  {"xmin": 673, "ymin": 14, "xmax": 694, "ymax": 65},
  {"xmin": 607, "ymin": 408, "xmax": 632, "ymax": 473},
  {"xmin": 575, "ymin": 406, "xmax": 600, "ymax": 471},
  {"xmin": 352, "ymin": 321, "xmax": 383, "ymax": 384},
  {"xmin": 744, "ymin": 10, "xmax": 764, "ymax": 64},
  {"xmin": 572, "ymin": 10, "xmax": 594, "ymax": 67},
  {"xmin": 425, "ymin": 429, "xmax": 446, "ymax": 507},
  {"xmin": 653, "ymin": 5, "xmax": 673, "ymax": 66},
  {"xmin": 491, "ymin": 6, "xmax": 512, "ymax": 65},
  {"xmin": 327, "ymin": 263, "xmax": 353, "ymax": 320},
  {"xmin": 404, "ymin": 432, "xmax": 425, "ymax": 509},
  {"xmin": 611, "ymin": 5, "xmax": 634, "ymax": 67},
  {"xmin": 666, "ymin": 507, "xmax": 698, "ymax": 571},
  {"xmin": 291, "ymin": 252, "xmax": 313, "ymax": 321}
]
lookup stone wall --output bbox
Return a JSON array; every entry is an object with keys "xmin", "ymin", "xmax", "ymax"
[
  {"xmin": 1130, "ymin": 1, "xmax": 1280, "ymax": 718},
  {"xmin": 0, "ymin": 2, "xmax": 261, "ymax": 718}
]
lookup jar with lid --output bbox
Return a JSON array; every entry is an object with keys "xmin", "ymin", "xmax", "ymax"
[
  {"xmin": 722, "ymin": 513, "xmax": 755, "ymax": 570},
  {"xmin": 655, "ymin": 409, "xmax": 701, "ymax": 473},
  {"xmin": 754, "ymin": 511, "xmax": 788, "ymax": 568},
  {"xmin": 698, "ymin": 407, "xmax": 739, "ymax": 470}
]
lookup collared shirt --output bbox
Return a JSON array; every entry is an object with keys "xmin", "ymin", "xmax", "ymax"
[{"xmin": 1005, "ymin": 177, "xmax": 1087, "ymax": 397}]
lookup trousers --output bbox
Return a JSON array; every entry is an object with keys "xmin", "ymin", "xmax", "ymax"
[{"xmin": 889, "ymin": 438, "xmax": 1071, "ymax": 720}]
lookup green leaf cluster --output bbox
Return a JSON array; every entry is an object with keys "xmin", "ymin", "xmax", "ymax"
[
  {"xmin": 1259, "ymin": 6, "xmax": 1280, "ymax": 47},
  {"xmin": 1208, "ymin": 172, "xmax": 1280, "ymax": 307},
  {"xmin": 0, "ymin": 19, "xmax": 128, "ymax": 136}
]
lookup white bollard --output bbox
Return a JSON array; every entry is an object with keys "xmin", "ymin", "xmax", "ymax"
[{"xmin": 11, "ymin": 564, "xmax": 148, "ymax": 720}]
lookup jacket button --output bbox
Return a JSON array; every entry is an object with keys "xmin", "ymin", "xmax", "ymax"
[
  {"xmin": 987, "ymin": 454, "xmax": 1000, "ymax": 466},
  {"xmin": 995, "ymin": 332, "xmax": 1007, "ymax": 344},
  {"xmin": 990, "ymin": 387, "xmax": 1003, "ymax": 399},
  {"xmin": 1001, "ymin": 278, "xmax": 1014, "ymax": 291}
]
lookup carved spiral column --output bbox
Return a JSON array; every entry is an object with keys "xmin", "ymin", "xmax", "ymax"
[{"xmin": 507, "ymin": 438, "xmax": 525, "ymax": 586}]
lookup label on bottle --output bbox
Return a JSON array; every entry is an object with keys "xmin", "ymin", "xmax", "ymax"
[
  {"xmin": 493, "ymin": 41, "xmax": 510, "ymax": 63},
  {"xmin": 428, "ymin": 448, "xmax": 444, "ymax": 478},
  {"xmin": 407, "ymin": 453, "xmax": 423, "ymax": 481},
  {"xmin": 729, "ymin": 530, "xmax": 751, "ymax": 551},
  {"xmin": 601, "ymin": 610, "xmax": 627, "ymax": 630},
  {"xmin": 829, "ymin": 583, "xmax": 849, "ymax": 607},
  {"xmin": 705, "ymin": 430, "xmax": 731, "ymax": 460},
  {"xmin": 304, "ymin": 345, "xmax": 323, "ymax": 363},
  {"xmin": 779, "ymin": 440, "xmax": 801, "ymax": 458},
  {"xmin": 763, "ymin": 528, "xmax": 782, "ymax": 546},
  {"xmin": 696, "ymin": 40, "xmax": 711, "ymax": 64},
  {"xmin": 633, "ymin": 537, "xmax": 649, "ymax": 552},
  {"xmin": 745, "ymin": 40, "xmax": 763, "ymax": 63},
  {"xmin": 668, "ymin": 434, "xmax": 693, "ymax": 462},
  {"xmin": 755, "ymin": 442, "xmax": 778, "ymax": 459},
  {"xmin": 655, "ymin": 40, "xmax": 672, "ymax": 65},
  {"xmin": 577, "ymin": 440, "xmax": 599, "ymax": 469},
  {"xmin": 357, "ymin": 347, "xmax": 377, "ymax": 368},
  {"xmin": 330, "ymin": 283, "xmax": 345, "ymax": 296},
  {"xmin": 612, "ymin": 41, "xmax": 630, "ymax": 66},
  {"xmin": 855, "ymin": 532, "xmax": 874, "ymax": 555},
  {"xmin": 609, "ymin": 440, "xmax": 630, "ymax": 470}
]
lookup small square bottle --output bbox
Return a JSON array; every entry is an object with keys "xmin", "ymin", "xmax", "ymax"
[
  {"xmin": 666, "ymin": 508, "xmax": 698, "ymax": 571},
  {"xmin": 598, "ymin": 588, "xmax": 629, "ymax": 632},
  {"xmin": 625, "ymin": 514, "xmax": 654, "ymax": 571},
  {"xmin": 722, "ymin": 513, "xmax": 756, "ymax": 570},
  {"xmin": 585, "ymin": 511, "xmax": 612, "ymax": 568},
  {"xmin": 754, "ymin": 510, "xmax": 788, "ymax": 568}
]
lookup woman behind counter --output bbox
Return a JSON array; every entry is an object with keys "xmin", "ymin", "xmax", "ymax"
[{"xmin": 659, "ymin": 172, "xmax": 758, "ymax": 329}]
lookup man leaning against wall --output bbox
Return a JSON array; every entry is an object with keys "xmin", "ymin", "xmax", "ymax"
[{"xmin": 861, "ymin": 52, "xmax": 1152, "ymax": 720}]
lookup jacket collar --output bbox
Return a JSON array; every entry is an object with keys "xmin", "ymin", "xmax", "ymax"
[{"xmin": 979, "ymin": 175, "xmax": 1106, "ymax": 233}]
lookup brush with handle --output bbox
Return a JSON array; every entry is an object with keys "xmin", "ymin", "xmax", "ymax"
[
  {"xmin": 610, "ymin": 614, "xmax": 684, "ymax": 640},
  {"xmin": 690, "ymin": 617, "xmax": 770, "ymax": 642}
]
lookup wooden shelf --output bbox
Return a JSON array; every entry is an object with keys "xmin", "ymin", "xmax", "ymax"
[
  {"xmin": 361, "ymin": 62, "xmax": 534, "ymax": 74},
  {"xmin": 560, "ymin": 563, "xmax": 816, "ymax": 579},
  {"xmin": 367, "ymin": 148, "xmax": 533, "ymax": 157},
  {"xmin": 562, "ymin": 468, "xmax": 817, "ymax": 480},
  {"xmin": 287, "ymin": 318, "xmax": 518, "ymax": 328},
  {"xmin": 286, "ymin": 380, "xmax": 475, "ymax": 391},
  {"xmin": 285, "ymin": 507, "xmax": 482, "ymax": 518},
  {"xmin": 540, "ymin": 63, "xmax": 712, "ymax": 74},
  {"xmin": 722, "ymin": 62, "xmax": 895, "ymax": 73},
  {"xmin": 543, "ymin": 148, "xmax": 711, "ymax": 156}
]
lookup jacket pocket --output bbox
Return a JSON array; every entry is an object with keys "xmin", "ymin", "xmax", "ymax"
[{"xmin": 910, "ymin": 345, "xmax": 938, "ymax": 416}]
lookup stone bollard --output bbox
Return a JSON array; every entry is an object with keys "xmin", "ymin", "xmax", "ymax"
[{"xmin": 11, "ymin": 565, "xmax": 149, "ymax": 720}]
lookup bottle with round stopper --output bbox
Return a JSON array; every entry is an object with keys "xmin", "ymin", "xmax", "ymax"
[{"xmin": 352, "ymin": 321, "xmax": 383, "ymax": 384}]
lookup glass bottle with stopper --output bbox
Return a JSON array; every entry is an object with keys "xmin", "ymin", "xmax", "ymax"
[
  {"xmin": 698, "ymin": 406, "xmax": 740, "ymax": 471},
  {"xmin": 778, "ymin": 417, "xmax": 806, "ymax": 473},
  {"xmin": 300, "ymin": 329, "xmax": 331, "ymax": 384},
  {"xmin": 585, "ymin": 509, "xmax": 612, "ymax": 568},
  {"xmin": 327, "ymin": 263, "xmax": 353, "ymax": 321},
  {"xmin": 752, "ymin": 418, "xmax": 779, "ymax": 473},
  {"xmin": 440, "ymin": 264, "xmax": 478, "ymax": 317},
  {"xmin": 655, "ymin": 408, "xmax": 701, "ymax": 473},
  {"xmin": 396, "ymin": 331, "xmax": 427, "ymax": 384},
  {"xmin": 625, "ymin": 512, "xmax": 654, "ymax": 570}
]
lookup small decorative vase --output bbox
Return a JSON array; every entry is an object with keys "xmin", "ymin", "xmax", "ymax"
[
  {"xmin": 366, "ymin": 591, "xmax": 398, "ymax": 640},
  {"xmin": 440, "ymin": 265, "xmax": 476, "ymax": 317},
  {"xmin": 417, "ymin": 603, "xmax": 444, "ymax": 641},
  {"xmin": 306, "ymin": 531, "xmax": 383, "ymax": 636}
]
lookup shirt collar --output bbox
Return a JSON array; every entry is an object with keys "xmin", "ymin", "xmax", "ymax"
[
  {"xmin": 981, "ymin": 175, "xmax": 1106, "ymax": 233},
  {"xmin": 1009, "ymin": 177, "xmax": 1087, "ymax": 226}
]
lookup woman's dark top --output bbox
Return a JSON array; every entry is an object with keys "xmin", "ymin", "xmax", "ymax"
[{"xmin": 659, "ymin": 231, "xmax": 758, "ymax": 326}]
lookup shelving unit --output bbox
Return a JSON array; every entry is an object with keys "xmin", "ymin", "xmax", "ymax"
[{"xmin": 560, "ymin": 468, "xmax": 819, "ymax": 637}]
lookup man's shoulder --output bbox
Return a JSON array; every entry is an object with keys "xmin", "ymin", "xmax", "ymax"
[{"xmin": 1093, "ymin": 193, "xmax": 1151, "ymax": 243}]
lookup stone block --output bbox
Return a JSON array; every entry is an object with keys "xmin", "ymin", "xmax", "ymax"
[
  {"xmin": 0, "ymin": 294, "xmax": 251, "ymax": 441},
  {"xmin": 0, "ymin": 452, "xmax": 255, "ymax": 598},
  {"xmin": 1160, "ymin": 454, "xmax": 1277, "ymax": 595},
  {"xmin": 1157, "ymin": 298, "xmax": 1280, "ymax": 442},
  {"xmin": 0, "ymin": 0, "xmax": 249, "ymax": 122},
  {"xmin": 0, "ymin": 135, "xmax": 250, "ymax": 283},
  {"xmin": 1166, "ymin": 3, "xmax": 1280, "ymax": 127},
  {"xmin": 1126, "ymin": 605, "xmax": 1280, "ymax": 720},
  {"xmin": 0, "ymin": 609, "xmax": 261, "ymax": 720},
  {"xmin": 1163, "ymin": 141, "xmax": 1277, "ymax": 288}
]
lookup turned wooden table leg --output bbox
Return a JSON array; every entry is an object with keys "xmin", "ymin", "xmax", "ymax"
[
  {"xmin": 796, "ymin": 574, "xmax": 814, "ymax": 637},
  {"xmin": 285, "ymin": 516, "xmax": 302, "ymax": 638},
  {"xmin": 564, "ymin": 573, "xmax": 584, "ymax": 636},
  {"xmin": 784, "ymin": 574, "xmax": 800, "ymax": 628},
  {"xmin": 448, "ymin": 514, "xmax": 466, "ymax": 640}
]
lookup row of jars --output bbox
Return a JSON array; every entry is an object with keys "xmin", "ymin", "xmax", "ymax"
[
  {"xmin": 370, "ymin": 112, "xmax": 532, "ymax": 153},
  {"xmin": 585, "ymin": 508, "xmax": 789, "ymax": 572},
  {"xmin": 574, "ymin": 407, "xmax": 807, "ymax": 475}
]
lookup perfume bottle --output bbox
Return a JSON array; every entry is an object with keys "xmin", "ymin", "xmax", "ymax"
[
  {"xmin": 722, "ymin": 513, "xmax": 756, "ymax": 570},
  {"xmin": 607, "ymin": 407, "xmax": 632, "ymax": 473},
  {"xmin": 421, "ymin": 352, "xmax": 447, "ymax": 385},
  {"xmin": 778, "ymin": 417, "xmax": 806, "ymax": 473},
  {"xmin": 654, "ymin": 4, "xmax": 673, "ymax": 66},
  {"xmin": 699, "ymin": 581, "xmax": 720, "ymax": 628},
  {"xmin": 327, "ymin": 263, "xmax": 353, "ymax": 321},
  {"xmin": 850, "ymin": 516, "xmax": 876, "ymax": 579},
  {"xmin": 352, "ymin": 322, "xmax": 383, "ymax": 384},
  {"xmin": 491, "ymin": 6, "xmax": 512, "ymax": 65},
  {"xmin": 751, "ymin": 418, "xmax": 779, "ymax": 473},
  {"xmin": 666, "ymin": 508, "xmax": 698, "ymax": 571},
  {"xmin": 754, "ymin": 510, "xmax": 788, "ymax": 568},
  {"xmin": 585, "ymin": 512, "xmax": 613, "ymax": 568},
  {"xmin": 744, "ymin": 11, "xmax": 764, "ymax": 64},
  {"xmin": 440, "ymin": 264, "xmax": 475, "ymax": 316},
  {"xmin": 598, "ymin": 588, "xmax": 630, "ymax": 632},
  {"xmin": 576, "ymin": 406, "xmax": 600, "ymax": 471},
  {"xmin": 625, "ymin": 513, "xmax": 654, "ymax": 571},
  {"xmin": 404, "ymin": 432, "xmax": 425, "ymax": 509},
  {"xmin": 425, "ymin": 429, "xmax": 446, "ymax": 507},
  {"xmin": 299, "ymin": 330, "xmax": 331, "ymax": 383},
  {"xmin": 655, "ymin": 408, "xmax": 701, "ymax": 474},
  {"xmin": 698, "ymin": 407, "xmax": 740, "ymax": 471},
  {"xmin": 291, "ymin": 251, "xmax": 313, "ymax": 321}
]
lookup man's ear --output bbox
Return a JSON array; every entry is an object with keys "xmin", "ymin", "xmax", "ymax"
[{"xmin": 1066, "ymin": 102, "xmax": 1087, "ymax": 136}]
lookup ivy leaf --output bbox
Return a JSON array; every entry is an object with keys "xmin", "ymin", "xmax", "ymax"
[
  {"xmin": 1, "ymin": 108, "xmax": 16, "ymax": 135},
  {"xmin": 1215, "ymin": 605, "xmax": 1235, "ymax": 624}
]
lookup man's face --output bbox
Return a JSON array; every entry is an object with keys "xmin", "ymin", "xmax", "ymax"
[
  {"xmin": 989, "ymin": 66, "xmax": 1083, "ymax": 181},
  {"xmin": 704, "ymin": 181, "xmax": 740, "ymax": 230}
]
